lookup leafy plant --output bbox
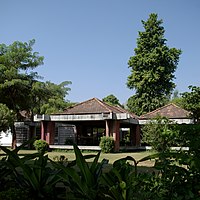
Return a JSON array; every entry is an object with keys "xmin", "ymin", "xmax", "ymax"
[
  {"xmin": 0, "ymin": 139, "xmax": 62, "ymax": 199},
  {"xmin": 100, "ymin": 156, "xmax": 138, "ymax": 200},
  {"xmin": 33, "ymin": 139, "xmax": 49, "ymax": 154},
  {"xmin": 52, "ymin": 144, "xmax": 108, "ymax": 199},
  {"xmin": 182, "ymin": 85, "xmax": 200, "ymax": 124},
  {"xmin": 99, "ymin": 136, "xmax": 115, "ymax": 153},
  {"xmin": 142, "ymin": 116, "xmax": 179, "ymax": 152},
  {"xmin": 138, "ymin": 150, "xmax": 200, "ymax": 199}
]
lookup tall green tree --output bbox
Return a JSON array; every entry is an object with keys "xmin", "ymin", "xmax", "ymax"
[
  {"xmin": 0, "ymin": 39, "xmax": 44, "ymax": 114},
  {"xmin": 0, "ymin": 39, "xmax": 44, "ymax": 147},
  {"xmin": 102, "ymin": 94, "xmax": 121, "ymax": 106},
  {"xmin": 127, "ymin": 13, "xmax": 182, "ymax": 115},
  {"xmin": 0, "ymin": 39, "xmax": 72, "ymax": 147},
  {"xmin": 182, "ymin": 86, "xmax": 200, "ymax": 124}
]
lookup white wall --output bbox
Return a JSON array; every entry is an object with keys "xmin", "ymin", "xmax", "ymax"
[{"xmin": 0, "ymin": 130, "xmax": 12, "ymax": 146}]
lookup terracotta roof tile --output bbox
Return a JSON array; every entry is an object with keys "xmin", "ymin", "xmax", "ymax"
[{"xmin": 140, "ymin": 103, "xmax": 190, "ymax": 119}]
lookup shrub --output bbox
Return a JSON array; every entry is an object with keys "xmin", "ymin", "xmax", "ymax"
[
  {"xmin": 142, "ymin": 116, "xmax": 179, "ymax": 152},
  {"xmin": 33, "ymin": 139, "xmax": 49, "ymax": 154},
  {"xmin": 99, "ymin": 136, "xmax": 114, "ymax": 153}
]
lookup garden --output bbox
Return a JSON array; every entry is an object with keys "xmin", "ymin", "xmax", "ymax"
[{"xmin": 0, "ymin": 121, "xmax": 200, "ymax": 200}]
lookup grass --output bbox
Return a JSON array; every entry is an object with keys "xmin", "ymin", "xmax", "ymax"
[
  {"xmin": 16, "ymin": 149, "xmax": 155, "ymax": 166},
  {"xmin": 0, "ymin": 149, "xmax": 156, "ymax": 173}
]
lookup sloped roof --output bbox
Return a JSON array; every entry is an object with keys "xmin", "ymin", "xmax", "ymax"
[
  {"xmin": 140, "ymin": 103, "xmax": 190, "ymax": 119},
  {"xmin": 62, "ymin": 98, "xmax": 137, "ymax": 118}
]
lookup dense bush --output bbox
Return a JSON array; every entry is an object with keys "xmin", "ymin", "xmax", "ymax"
[
  {"xmin": 33, "ymin": 139, "xmax": 49, "ymax": 154},
  {"xmin": 141, "ymin": 116, "xmax": 179, "ymax": 152},
  {"xmin": 175, "ymin": 124, "xmax": 200, "ymax": 147},
  {"xmin": 99, "ymin": 136, "xmax": 114, "ymax": 153}
]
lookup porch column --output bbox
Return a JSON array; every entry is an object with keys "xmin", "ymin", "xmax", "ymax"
[
  {"xmin": 111, "ymin": 120, "xmax": 120, "ymax": 152},
  {"xmin": 135, "ymin": 125, "xmax": 141, "ymax": 146},
  {"xmin": 41, "ymin": 121, "xmax": 46, "ymax": 140},
  {"xmin": 105, "ymin": 120, "xmax": 110, "ymax": 137},
  {"xmin": 76, "ymin": 124, "xmax": 82, "ymax": 144},
  {"xmin": 130, "ymin": 124, "xmax": 141, "ymax": 146},
  {"xmin": 45, "ymin": 121, "xmax": 55, "ymax": 145}
]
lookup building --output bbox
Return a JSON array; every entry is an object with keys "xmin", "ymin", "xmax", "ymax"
[
  {"xmin": 34, "ymin": 98, "xmax": 140, "ymax": 151},
  {"xmin": 139, "ymin": 103, "xmax": 193, "ymax": 124},
  {"xmin": 1, "ymin": 101, "xmax": 193, "ymax": 151}
]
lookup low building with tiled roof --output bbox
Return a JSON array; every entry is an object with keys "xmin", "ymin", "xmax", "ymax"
[
  {"xmin": 139, "ymin": 103, "xmax": 193, "ymax": 124},
  {"xmin": 34, "ymin": 98, "xmax": 140, "ymax": 151}
]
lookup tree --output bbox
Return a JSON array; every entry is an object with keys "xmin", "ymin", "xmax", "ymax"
[
  {"xmin": 170, "ymin": 89, "xmax": 184, "ymax": 108},
  {"xmin": 181, "ymin": 86, "xmax": 200, "ymax": 124},
  {"xmin": 102, "ymin": 94, "xmax": 121, "ymax": 106},
  {"xmin": 33, "ymin": 81, "xmax": 73, "ymax": 114},
  {"xmin": 0, "ymin": 39, "xmax": 72, "ymax": 147},
  {"xmin": 0, "ymin": 104, "xmax": 14, "ymax": 132},
  {"xmin": 0, "ymin": 39, "xmax": 44, "ymax": 147},
  {"xmin": 127, "ymin": 13, "xmax": 182, "ymax": 115},
  {"xmin": 0, "ymin": 39, "xmax": 44, "ymax": 114}
]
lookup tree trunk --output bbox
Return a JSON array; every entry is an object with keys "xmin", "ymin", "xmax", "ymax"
[{"xmin": 11, "ymin": 124, "xmax": 16, "ymax": 149}]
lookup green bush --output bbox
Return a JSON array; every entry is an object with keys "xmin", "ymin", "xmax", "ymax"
[
  {"xmin": 175, "ymin": 124, "xmax": 200, "ymax": 146},
  {"xmin": 33, "ymin": 139, "xmax": 49, "ymax": 154},
  {"xmin": 142, "ymin": 116, "xmax": 179, "ymax": 152},
  {"xmin": 99, "ymin": 136, "xmax": 114, "ymax": 153}
]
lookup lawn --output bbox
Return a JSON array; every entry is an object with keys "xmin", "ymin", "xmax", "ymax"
[
  {"xmin": 15, "ymin": 149, "xmax": 155, "ymax": 172},
  {"xmin": 0, "ymin": 148, "xmax": 155, "ymax": 173},
  {"xmin": 16, "ymin": 149, "xmax": 152, "ymax": 162}
]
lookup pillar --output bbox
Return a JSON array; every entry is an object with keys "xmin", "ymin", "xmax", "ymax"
[
  {"xmin": 45, "ymin": 121, "xmax": 55, "ymax": 145},
  {"xmin": 76, "ymin": 124, "xmax": 82, "ymax": 144},
  {"xmin": 135, "ymin": 125, "xmax": 141, "ymax": 146},
  {"xmin": 40, "ymin": 121, "xmax": 55, "ymax": 145},
  {"xmin": 105, "ymin": 120, "xmax": 110, "ymax": 137},
  {"xmin": 110, "ymin": 120, "xmax": 120, "ymax": 152},
  {"xmin": 130, "ymin": 124, "xmax": 141, "ymax": 146},
  {"xmin": 41, "ymin": 121, "xmax": 46, "ymax": 140}
]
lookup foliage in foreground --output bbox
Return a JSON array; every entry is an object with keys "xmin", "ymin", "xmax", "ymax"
[{"xmin": 0, "ymin": 138, "xmax": 200, "ymax": 200}]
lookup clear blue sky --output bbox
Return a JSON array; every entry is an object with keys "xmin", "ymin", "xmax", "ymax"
[{"xmin": 1, "ymin": 0, "xmax": 200, "ymax": 104}]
